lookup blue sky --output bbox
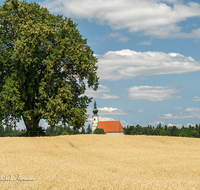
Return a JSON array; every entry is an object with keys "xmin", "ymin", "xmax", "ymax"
[{"xmin": 1, "ymin": 0, "xmax": 200, "ymax": 129}]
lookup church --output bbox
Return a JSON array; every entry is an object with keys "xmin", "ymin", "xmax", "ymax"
[{"xmin": 92, "ymin": 99, "xmax": 124, "ymax": 135}]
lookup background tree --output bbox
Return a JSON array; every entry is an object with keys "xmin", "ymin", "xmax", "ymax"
[
  {"xmin": 141, "ymin": 125, "xmax": 153, "ymax": 135},
  {"xmin": 0, "ymin": 0, "xmax": 99, "ymax": 134},
  {"xmin": 72, "ymin": 127, "xmax": 80, "ymax": 135},
  {"xmin": 93, "ymin": 128, "xmax": 105, "ymax": 134},
  {"xmin": 80, "ymin": 126, "xmax": 86, "ymax": 134},
  {"xmin": 86, "ymin": 124, "xmax": 92, "ymax": 134}
]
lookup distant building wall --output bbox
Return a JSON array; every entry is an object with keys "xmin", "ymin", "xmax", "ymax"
[{"xmin": 105, "ymin": 132, "xmax": 124, "ymax": 135}]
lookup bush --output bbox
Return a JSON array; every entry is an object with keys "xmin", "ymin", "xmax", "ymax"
[
  {"xmin": 61, "ymin": 132, "xmax": 69, "ymax": 135},
  {"xmin": 93, "ymin": 128, "xmax": 105, "ymax": 134}
]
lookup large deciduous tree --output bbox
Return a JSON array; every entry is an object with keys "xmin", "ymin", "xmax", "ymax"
[{"xmin": 0, "ymin": 0, "xmax": 99, "ymax": 133}]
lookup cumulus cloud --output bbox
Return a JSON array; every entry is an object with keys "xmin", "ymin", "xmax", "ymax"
[
  {"xmin": 95, "ymin": 49, "xmax": 200, "ymax": 81},
  {"xmin": 192, "ymin": 96, "xmax": 200, "ymax": 101},
  {"xmin": 96, "ymin": 33, "xmax": 130, "ymax": 42},
  {"xmin": 98, "ymin": 107, "xmax": 128, "ymax": 115},
  {"xmin": 98, "ymin": 107, "xmax": 118, "ymax": 112},
  {"xmin": 40, "ymin": 0, "xmax": 200, "ymax": 38},
  {"xmin": 127, "ymin": 86, "xmax": 181, "ymax": 101},
  {"xmin": 87, "ymin": 107, "xmax": 128, "ymax": 116},
  {"xmin": 85, "ymin": 84, "xmax": 120, "ymax": 99},
  {"xmin": 159, "ymin": 107, "xmax": 200, "ymax": 119}
]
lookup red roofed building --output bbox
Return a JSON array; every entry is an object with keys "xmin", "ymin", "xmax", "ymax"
[
  {"xmin": 98, "ymin": 121, "xmax": 124, "ymax": 135},
  {"xmin": 92, "ymin": 99, "xmax": 124, "ymax": 134}
]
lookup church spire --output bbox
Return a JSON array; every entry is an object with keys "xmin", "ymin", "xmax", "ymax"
[{"xmin": 93, "ymin": 98, "xmax": 98, "ymax": 115}]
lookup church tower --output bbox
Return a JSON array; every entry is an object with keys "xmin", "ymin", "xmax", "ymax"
[{"xmin": 92, "ymin": 98, "xmax": 99, "ymax": 133}]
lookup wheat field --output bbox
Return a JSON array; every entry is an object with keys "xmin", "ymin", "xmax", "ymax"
[{"xmin": 0, "ymin": 135, "xmax": 200, "ymax": 190}]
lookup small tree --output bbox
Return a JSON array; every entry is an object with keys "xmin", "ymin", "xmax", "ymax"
[
  {"xmin": 81, "ymin": 126, "xmax": 86, "ymax": 134},
  {"xmin": 86, "ymin": 124, "xmax": 92, "ymax": 134},
  {"xmin": 93, "ymin": 128, "xmax": 105, "ymax": 134},
  {"xmin": 72, "ymin": 127, "xmax": 79, "ymax": 135}
]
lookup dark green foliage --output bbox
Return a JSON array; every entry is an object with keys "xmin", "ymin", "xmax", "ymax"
[
  {"xmin": 86, "ymin": 124, "xmax": 92, "ymax": 134},
  {"xmin": 93, "ymin": 128, "xmax": 105, "ymax": 134},
  {"xmin": 45, "ymin": 125, "xmax": 79, "ymax": 136},
  {"xmin": 168, "ymin": 126, "xmax": 179, "ymax": 136},
  {"xmin": 0, "ymin": 0, "xmax": 99, "ymax": 133},
  {"xmin": 124, "ymin": 123, "xmax": 200, "ymax": 138},
  {"xmin": 0, "ymin": 124, "xmax": 26, "ymax": 137},
  {"xmin": 61, "ymin": 132, "xmax": 69, "ymax": 135},
  {"xmin": 72, "ymin": 127, "xmax": 80, "ymax": 135},
  {"xmin": 141, "ymin": 126, "xmax": 153, "ymax": 135},
  {"xmin": 123, "ymin": 125, "xmax": 135, "ymax": 135},
  {"xmin": 80, "ymin": 126, "xmax": 86, "ymax": 134},
  {"xmin": 4, "ymin": 125, "xmax": 12, "ymax": 137}
]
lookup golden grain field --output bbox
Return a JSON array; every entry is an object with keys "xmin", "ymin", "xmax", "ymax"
[{"xmin": 0, "ymin": 135, "xmax": 200, "ymax": 190}]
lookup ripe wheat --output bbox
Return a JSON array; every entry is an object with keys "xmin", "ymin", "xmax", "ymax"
[{"xmin": 0, "ymin": 135, "xmax": 200, "ymax": 189}]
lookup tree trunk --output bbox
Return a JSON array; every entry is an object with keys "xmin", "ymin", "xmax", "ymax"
[{"xmin": 22, "ymin": 116, "xmax": 41, "ymax": 136}]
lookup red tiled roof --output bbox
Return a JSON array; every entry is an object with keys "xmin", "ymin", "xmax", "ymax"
[{"xmin": 97, "ymin": 121, "xmax": 124, "ymax": 133}]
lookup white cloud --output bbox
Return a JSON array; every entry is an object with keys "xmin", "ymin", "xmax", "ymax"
[
  {"xmin": 185, "ymin": 108, "xmax": 200, "ymax": 112},
  {"xmin": 167, "ymin": 123, "xmax": 183, "ymax": 128},
  {"xmin": 149, "ymin": 121, "xmax": 165, "ymax": 126},
  {"xmin": 95, "ymin": 49, "xmax": 200, "ymax": 81},
  {"xmin": 85, "ymin": 84, "xmax": 120, "ymax": 99},
  {"xmin": 173, "ymin": 107, "xmax": 182, "ymax": 110},
  {"xmin": 98, "ymin": 107, "xmax": 117, "ymax": 112},
  {"xmin": 127, "ymin": 86, "xmax": 181, "ymax": 101},
  {"xmin": 87, "ymin": 107, "xmax": 128, "ymax": 116},
  {"xmin": 186, "ymin": 123, "xmax": 197, "ymax": 127},
  {"xmin": 175, "ymin": 28, "xmax": 200, "ymax": 39},
  {"xmin": 192, "ymin": 96, "xmax": 200, "ymax": 101},
  {"xmin": 96, "ymin": 33, "xmax": 130, "ymax": 42},
  {"xmin": 148, "ymin": 121, "xmax": 182, "ymax": 128},
  {"xmin": 133, "ymin": 109, "xmax": 147, "ymax": 113},
  {"xmin": 139, "ymin": 40, "xmax": 151, "ymax": 45},
  {"xmin": 159, "ymin": 107, "xmax": 200, "ymax": 119},
  {"xmin": 41, "ymin": 0, "xmax": 200, "ymax": 38},
  {"xmin": 101, "ymin": 94, "xmax": 120, "ymax": 99},
  {"xmin": 120, "ymin": 120, "xmax": 133, "ymax": 127},
  {"xmin": 99, "ymin": 116, "xmax": 115, "ymax": 121},
  {"xmin": 99, "ymin": 107, "xmax": 128, "ymax": 115}
]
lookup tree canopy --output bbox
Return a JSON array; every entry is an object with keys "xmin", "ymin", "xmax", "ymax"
[{"xmin": 0, "ymin": 0, "xmax": 99, "ymax": 132}]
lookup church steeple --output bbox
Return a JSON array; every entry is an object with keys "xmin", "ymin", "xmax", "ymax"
[
  {"xmin": 92, "ymin": 98, "xmax": 99, "ymax": 133},
  {"xmin": 93, "ymin": 98, "xmax": 98, "ymax": 115}
]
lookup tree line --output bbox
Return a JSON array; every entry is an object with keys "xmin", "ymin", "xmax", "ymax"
[
  {"xmin": 1, "ymin": 122, "xmax": 200, "ymax": 138},
  {"xmin": 0, "ymin": 123, "xmax": 93, "ymax": 137},
  {"xmin": 123, "ymin": 123, "xmax": 200, "ymax": 138}
]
